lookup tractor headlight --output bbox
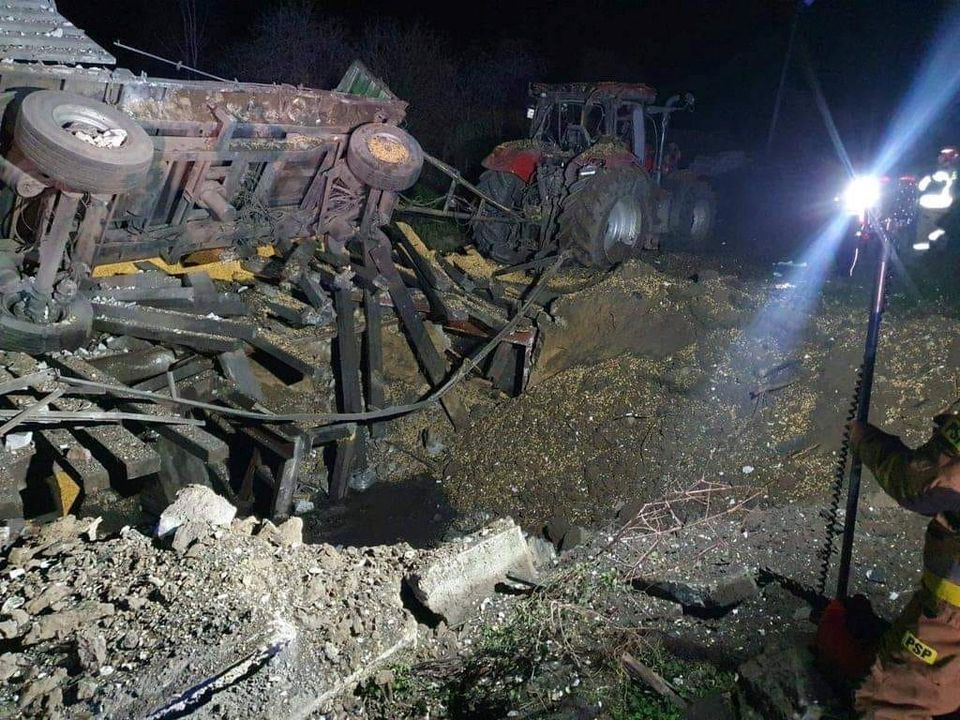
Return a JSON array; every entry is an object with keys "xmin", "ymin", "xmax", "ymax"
[{"xmin": 843, "ymin": 175, "xmax": 882, "ymax": 215}]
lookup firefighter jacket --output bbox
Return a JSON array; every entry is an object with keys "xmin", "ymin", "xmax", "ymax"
[{"xmin": 854, "ymin": 417, "xmax": 960, "ymax": 606}]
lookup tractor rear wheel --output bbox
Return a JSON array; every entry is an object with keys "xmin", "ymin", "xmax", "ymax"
[
  {"xmin": 471, "ymin": 170, "xmax": 537, "ymax": 265},
  {"xmin": 667, "ymin": 174, "xmax": 716, "ymax": 250},
  {"xmin": 556, "ymin": 167, "xmax": 650, "ymax": 268}
]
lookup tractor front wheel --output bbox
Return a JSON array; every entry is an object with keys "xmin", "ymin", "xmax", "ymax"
[
  {"xmin": 667, "ymin": 175, "xmax": 717, "ymax": 250},
  {"xmin": 556, "ymin": 167, "xmax": 650, "ymax": 268}
]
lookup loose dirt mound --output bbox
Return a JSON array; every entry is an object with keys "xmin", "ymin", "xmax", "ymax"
[{"xmin": 435, "ymin": 259, "xmax": 960, "ymax": 528}]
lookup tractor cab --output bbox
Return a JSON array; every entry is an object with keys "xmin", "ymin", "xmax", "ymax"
[
  {"xmin": 526, "ymin": 82, "xmax": 693, "ymax": 182},
  {"xmin": 474, "ymin": 80, "xmax": 713, "ymax": 268}
]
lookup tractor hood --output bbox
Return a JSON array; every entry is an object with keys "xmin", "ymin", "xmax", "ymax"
[{"xmin": 481, "ymin": 140, "xmax": 555, "ymax": 183}]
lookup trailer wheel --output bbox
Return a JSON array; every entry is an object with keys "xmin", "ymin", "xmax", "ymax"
[
  {"xmin": 14, "ymin": 91, "xmax": 153, "ymax": 194},
  {"xmin": 346, "ymin": 123, "xmax": 423, "ymax": 192},
  {"xmin": 556, "ymin": 167, "xmax": 651, "ymax": 268},
  {"xmin": 0, "ymin": 293, "xmax": 92, "ymax": 354},
  {"xmin": 667, "ymin": 176, "xmax": 716, "ymax": 250},
  {"xmin": 471, "ymin": 170, "xmax": 537, "ymax": 264}
]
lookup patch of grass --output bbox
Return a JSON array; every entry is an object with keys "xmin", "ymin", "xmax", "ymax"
[{"xmin": 356, "ymin": 563, "xmax": 736, "ymax": 719}]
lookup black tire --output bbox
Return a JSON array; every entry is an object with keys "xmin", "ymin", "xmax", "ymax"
[
  {"xmin": 14, "ymin": 91, "xmax": 153, "ymax": 194},
  {"xmin": 556, "ymin": 166, "xmax": 650, "ymax": 268},
  {"xmin": 346, "ymin": 123, "xmax": 423, "ymax": 192},
  {"xmin": 0, "ymin": 293, "xmax": 92, "ymax": 353},
  {"xmin": 667, "ymin": 175, "xmax": 716, "ymax": 250},
  {"xmin": 471, "ymin": 170, "xmax": 535, "ymax": 265}
]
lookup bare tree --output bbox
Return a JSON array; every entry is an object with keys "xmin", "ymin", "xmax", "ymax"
[
  {"xmin": 178, "ymin": 0, "xmax": 205, "ymax": 67},
  {"xmin": 223, "ymin": 1, "xmax": 353, "ymax": 88}
]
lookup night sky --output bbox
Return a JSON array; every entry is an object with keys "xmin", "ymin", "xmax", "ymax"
[{"xmin": 58, "ymin": 0, "xmax": 960, "ymax": 169}]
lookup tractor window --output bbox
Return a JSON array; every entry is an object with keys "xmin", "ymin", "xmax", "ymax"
[
  {"xmin": 538, "ymin": 102, "xmax": 583, "ymax": 145},
  {"xmin": 583, "ymin": 104, "xmax": 605, "ymax": 141}
]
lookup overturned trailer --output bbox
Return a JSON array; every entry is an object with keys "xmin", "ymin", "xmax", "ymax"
[
  {"xmin": 0, "ymin": 54, "xmax": 424, "ymax": 352},
  {"xmin": 0, "ymin": 12, "xmax": 541, "ymax": 524}
]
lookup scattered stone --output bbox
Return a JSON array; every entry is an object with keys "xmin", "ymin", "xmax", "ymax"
[
  {"xmin": 293, "ymin": 499, "xmax": 315, "ymax": 515},
  {"xmin": 0, "ymin": 653, "xmax": 20, "ymax": 682},
  {"xmin": 277, "ymin": 517, "xmax": 303, "ymax": 547},
  {"xmin": 866, "ymin": 567, "xmax": 886, "ymax": 584},
  {"xmin": 0, "ymin": 621, "xmax": 19, "ymax": 639},
  {"xmin": 76, "ymin": 631, "xmax": 108, "ymax": 672},
  {"xmin": 637, "ymin": 566, "xmax": 759, "ymax": 610},
  {"xmin": 24, "ymin": 583, "xmax": 72, "ymax": 614},
  {"xmin": 23, "ymin": 602, "xmax": 115, "ymax": 645},
  {"xmin": 230, "ymin": 516, "xmax": 259, "ymax": 536},
  {"xmin": 406, "ymin": 518, "xmax": 538, "ymax": 625},
  {"xmin": 171, "ymin": 520, "xmax": 211, "ymax": 554},
  {"xmin": 736, "ymin": 635, "xmax": 843, "ymax": 720},
  {"xmin": 18, "ymin": 667, "xmax": 66, "ymax": 711},
  {"xmin": 156, "ymin": 485, "xmax": 236, "ymax": 538}
]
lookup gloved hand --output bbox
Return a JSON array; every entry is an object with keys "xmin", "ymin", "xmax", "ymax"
[{"xmin": 850, "ymin": 420, "xmax": 867, "ymax": 449}]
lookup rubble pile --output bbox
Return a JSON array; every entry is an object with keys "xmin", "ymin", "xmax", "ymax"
[{"xmin": 0, "ymin": 507, "xmax": 423, "ymax": 718}]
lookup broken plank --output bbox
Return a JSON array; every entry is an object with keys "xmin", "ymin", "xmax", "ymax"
[
  {"xmin": 48, "ymin": 355, "xmax": 228, "ymax": 464},
  {"xmin": 217, "ymin": 350, "xmax": 264, "ymax": 403},
  {"xmin": 92, "ymin": 315, "xmax": 244, "ymax": 354},
  {"xmin": 369, "ymin": 239, "xmax": 467, "ymax": 429},
  {"xmin": 0, "ymin": 359, "xmax": 154, "ymax": 487},
  {"xmin": 248, "ymin": 329, "xmax": 324, "ymax": 381},
  {"xmin": 91, "ymin": 303, "xmax": 257, "ymax": 341}
]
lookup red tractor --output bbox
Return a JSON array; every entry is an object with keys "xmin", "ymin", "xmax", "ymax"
[{"xmin": 472, "ymin": 82, "xmax": 716, "ymax": 268}]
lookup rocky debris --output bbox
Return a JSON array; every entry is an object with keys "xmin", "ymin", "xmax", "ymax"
[
  {"xmin": 735, "ymin": 635, "xmax": 843, "ymax": 720},
  {"xmin": 156, "ymin": 484, "xmax": 237, "ymax": 537},
  {"xmin": 257, "ymin": 517, "xmax": 303, "ymax": 547},
  {"xmin": 637, "ymin": 566, "xmax": 759, "ymax": 610},
  {"xmin": 170, "ymin": 519, "xmax": 212, "ymax": 554},
  {"xmin": 545, "ymin": 515, "xmax": 587, "ymax": 552},
  {"xmin": 406, "ymin": 518, "xmax": 538, "ymax": 625},
  {"xmin": 0, "ymin": 512, "xmax": 431, "ymax": 718}
]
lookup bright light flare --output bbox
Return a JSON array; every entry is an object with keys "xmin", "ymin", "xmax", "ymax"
[
  {"xmin": 913, "ymin": 241, "xmax": 931, "ymax": 251},
  {"xmin": 843, "ymin": 175, "xmax": 882, "ymax": 216},
  {"xmin": 929, "ymin": 228, "xmax": 946, "ymax": 241}
]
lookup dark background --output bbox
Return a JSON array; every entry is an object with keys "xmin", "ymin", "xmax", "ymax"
[{"xmin": 56, "ymin": 0, "xmax": 960, "ymax": 255}]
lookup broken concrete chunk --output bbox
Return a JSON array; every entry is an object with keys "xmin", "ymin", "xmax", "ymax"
[
  {"xmin": 24, "ymin": 583, "xmax": 72, "ymax": 614},
  {"xmin": 405, "ymin": 518, "xmax": 538, "ymax": 625},
  {"xmin": 277, "ymin": 517, "xmax": 303, "ymax": 547},
  {"xmin": 0, "ymin": 652, "xmax": 20, "ymax": 682},
  {"xmin": 23, "ymin": 602, "xmax": 115, "ymax": 645},
  {"xmin": 0, "ymin": 620, "xmax": 19, "ymax": 639},
  {"xmin": 171, "ymin": 520, "xmax": 211, "ymax": 554},
  {"xmin": 76, "ymin": 631, "xmax": 107, "ymax": 672},
  {"xmin": 637, "ymin": 566, "xmax": 758, "ymax": 610},
  {"xmin": 230, "ymin": 516, "xmax": 259, "ymax": 536},
  {"xmin": 258, "ymin": 517, "xmax": 304, "ymax": 547},
  {"xmin": 156, "ymin": 485, "xmax": 236, "ymax": 538},
  {"xmin": 18, "ymin": 667, "xmax": 66, "ymax": 711}
]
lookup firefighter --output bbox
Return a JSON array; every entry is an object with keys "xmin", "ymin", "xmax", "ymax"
[{"xmin": 850, "ymin": 414, "xmax": 960, "ymax": 719}]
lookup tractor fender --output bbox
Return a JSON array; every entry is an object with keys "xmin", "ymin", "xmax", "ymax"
[
  {"xmin": 481, "ymin": 141, "xmax": 546, "ymax": 184},
  {"xmin": 565, "ymin": 142, "xmax": 641, "ymax": 184}
]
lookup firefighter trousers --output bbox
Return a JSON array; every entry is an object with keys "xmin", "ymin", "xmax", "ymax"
[{"xmin": 856, "ymin": 590, "xmax": 960, "ymax": 719}]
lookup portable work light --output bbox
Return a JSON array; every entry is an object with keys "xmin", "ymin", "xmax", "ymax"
[{"xmin": 842, "ymin": 175, "xmax": 882, "ymax": 216}]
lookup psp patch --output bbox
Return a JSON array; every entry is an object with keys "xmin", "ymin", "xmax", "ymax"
[{"xmin": 902, "ymin": 630, "xmax": 939, "ymax": 665}]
